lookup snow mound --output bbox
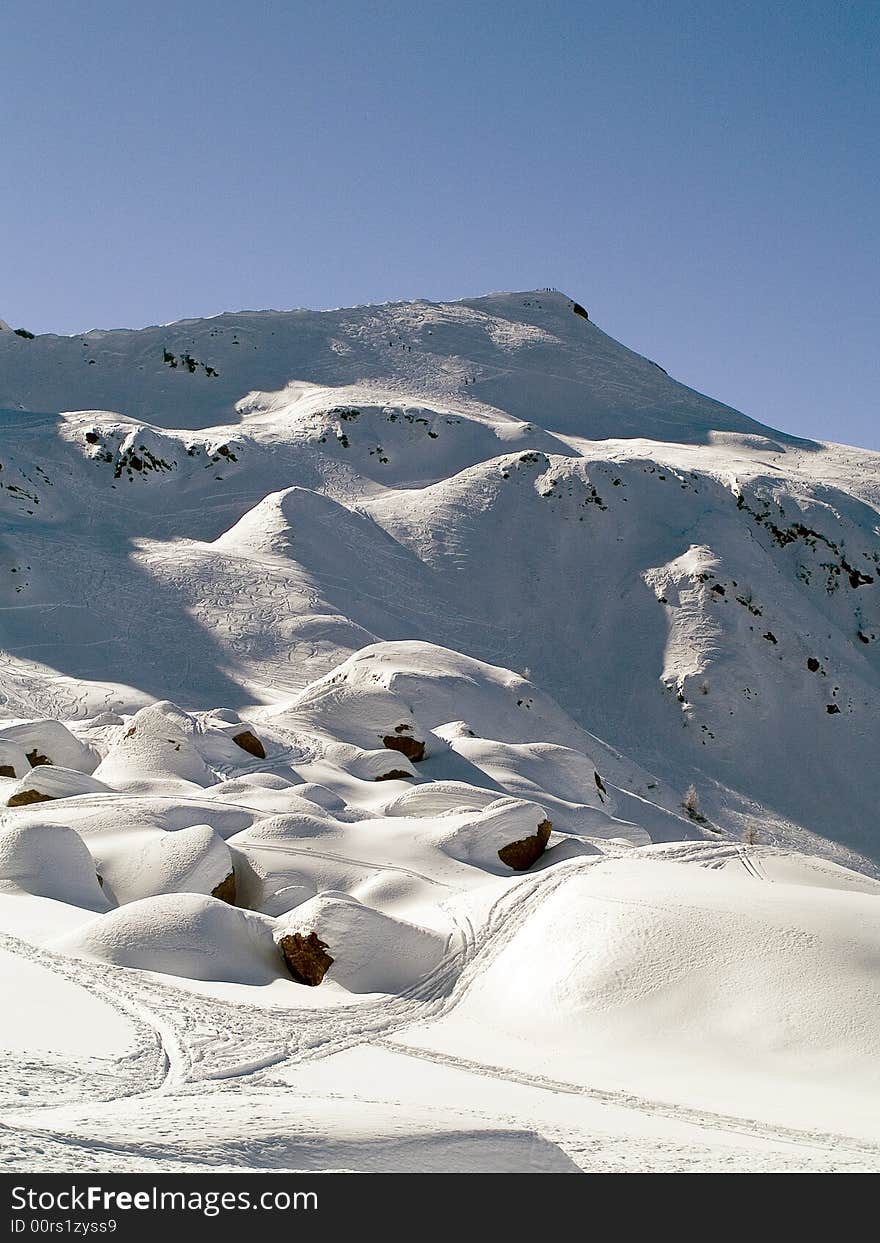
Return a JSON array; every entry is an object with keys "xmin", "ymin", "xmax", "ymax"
[
  {"xmin": 94, "ymin": 703, "xmax": 215, "ymax": 789},
  {"xmin": 0, "ymin": 739, "xmax": 33, "ymax": 780},
  {"xmin": 0, "ymin": 721, "xmax": 98, "ymax": 774},
  {"xmin": 100, "ymin": 823, "xmax": 235, "ymax": 906},
  {"xmin": 383, "ymin": 780, "xmax": 500, "ymax": 817},
  {"xmin": 346, "ymin": 748, "xmax": 419, "ymax": 783},
  {"xmin": 230, "ymin": 811, "xmax": 337, "ymax": 846},
  {"xmin": 277, "ymin": 891, "xmax": 449, "ymax": 994},
  {"xmin": 285, "ymin": 641, "xmax": 602, "ymax": 754},
  {"xmin": 426, "ymin": 856, "xmax": 880, "ymax": 1129},
  {"xmin": 437, "ymin": 797, "xmax": 555, "ymax": 872},
  {"xmin": 53, "ymin": 892, "xmax": 281, "ymax": 984},
  {"xmin": 5, "ymin": 765, "xmax": 113, "ymax": 806},
  {"xmin": 288, "ymin": 783, "xmax": 347, "ymax": 811},
  {"xmin": 0, "ymin": 822, "xmax": 108, "ymax": 909}
]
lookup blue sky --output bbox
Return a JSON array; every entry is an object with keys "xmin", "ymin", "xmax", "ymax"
[{"xmin": 2, "ymin": 1, "xmax": 877, "ymax": 447}]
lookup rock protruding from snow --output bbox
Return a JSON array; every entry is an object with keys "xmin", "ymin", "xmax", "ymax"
[
  {"xmin": 211, "ymin": 870, "xmax": 237, "ymax": 904},
  {"xmin": 231, "ymin": 729, "xmax": 266, "ymax": 759},
  {"xmin": 381, "ymin": 730, "xmax": 426, "ymax": 762},
  {"xmin": 277, "ymin": 930, "xmax": 334, "ymax": 986},
  {"xmin": 497, "ymin": 818, "xmax": 553, "ymax": 870}
]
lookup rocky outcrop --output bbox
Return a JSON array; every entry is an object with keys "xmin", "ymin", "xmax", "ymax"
[
  {"xmin": 211, "ymin": 870, "xmax": 237, "ymax": 905},
  {"xmin": 381, "ymin": 727, "xmax": 425, "ymax": 762},
  {"xmin": 26, "ymin": 749, "xmax": 51, "ymax": 768},
  {"xmin": 7, "ymin": 789, "xmax": 55, "ymax": 807},
  {"xmin": 0, "ymin": 766, "xmax": 15, "ymax": 778},
  {"xmin": 277, "ymin": 931, "xmax": 333, "ymax": 986},
  {"xmin": 374, "ymin": 768, "xmax": 413, "ymax": 781},
  {"xmin": 232, "ymin": 729, "xmax": 266, "ymax": 759},
  {"xmin": 497, "ymin": 818, "xmax": 552, "ymax": 871}
]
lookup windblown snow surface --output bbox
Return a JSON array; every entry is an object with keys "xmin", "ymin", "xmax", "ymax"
[{"xmin": 0, "ymin": 291, "xmax": 878, "ymax": 1172}]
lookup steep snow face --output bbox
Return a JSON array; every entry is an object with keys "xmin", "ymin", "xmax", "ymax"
[{"xmin": 1, "ymin": 290, "xmax": 879, "ymax": 1172}]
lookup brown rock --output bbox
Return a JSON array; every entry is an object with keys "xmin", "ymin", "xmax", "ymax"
[
  {"xmin": 0, "ymin": 765, "xmax": 16, "ymax": 778},
  {"xmin": 211, "ymin": 870, "xmax": 237, "ymax": 905},
  {"xmin": 232, "ymin": 729, "xmax": 266, "ymax": 759},
  {"xmin": 26, "ymin": 750, "xmax": 51, "ymax": 768},
  {"xmin": 7, "ymin": 789, "xmax": 55, "ymax": 807},
  {"xmin": 374, "ymin": 769, "xmax": 412, "ymax": 781},
  {"xmin": 381, "ymin": 733, "xmax": 425, "ymax": 762},
  {"xmin": 498, "ymin": 818, "xmax": 552, "ymax": 871},
  {"xmin": 278, "ymin": 931, "xmax": 333, "ymax": 986}
]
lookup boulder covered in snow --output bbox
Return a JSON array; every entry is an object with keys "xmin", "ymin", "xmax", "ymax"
[
  {"xmin": 5, "ymin": 765, "xmax": 113, "ymax": 807},
  {"xmin": 94, "ymin": 702, "xmax": 214, "ymax": 789},
  {"xmin": 52, "ymin": 892, "xmax": 282, "ymax": 983},
  {"xmin": 0, "ymin": 720, "xmax": 99, "ymax": 774},
  {"xmin": 275, "ymin": 891, "xmax": 448, "ymax": 993},
  {"xmin": 0, "ymin": 822, "xmax": 108, "ymax": 909},
  {"xmin": 438, "ymin": 797, "xmax": 556, "ymax": 872}
]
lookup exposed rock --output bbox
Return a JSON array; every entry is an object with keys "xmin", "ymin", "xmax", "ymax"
[
  {"xmin": 826, "ymin": 704, "xmax": 841, "ymax": 715},
  {"xmin": 278, "ymin": 931, "xmax": 333, "ymax": 986},
  {"xmin": 0, "ymin": 765, "xmax": 16, "ymax": 778},
  {"xmin": 807, "ymin": 657, "xmax": 821, "ymax": 672},
  {"xmin": 211, "ymin": 870, "xmax": 237, "ymax": 905},
  {"xmin": 498, "ymin": 818, "xmax": 552, "ymax": 871},
  {"xmin": 232, "ymin": 729, "xmax": 266, "ymax": 759},
  {"xmin": 26, "ymin": 749, "xmax": 51, "ymax": 767},
  {"xmin": 374, "ymin": 768, "xmax": 412, "ymax": 781},
  {"xmin": 7, "ymin": 789, "xmax": 55, "ymax": 807},
  {"xmin": 381, "ymin": 732, "xmax": 425, "ymax": 762},
  {"xmin": 571, "ymin": 302, "xmax": 589, "ymax": 320}
]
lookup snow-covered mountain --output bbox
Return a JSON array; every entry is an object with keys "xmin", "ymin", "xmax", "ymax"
[{"xmin": 1, "ymin": 290, "xmax": 878, "ymax": 1172}]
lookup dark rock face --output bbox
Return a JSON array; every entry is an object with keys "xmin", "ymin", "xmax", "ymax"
[
  {"xmin": 572, "ymin": 302, "xmax": 589, "ymax": 320},
  {"xmin": 232, "ymin": 729, "xmax": 266, "ymax": 759},
  {"xmin": 498, "ymin": 819, "xmax": 552, "ymax": 871},
  {"xmin": 374, "ymin": 769, "xmax": 412, "ymax": 781},
  {"xmin": 0, "ymin": 765, "xmax": 16, "ymax": 778},
  {"xmin": 826, "ymin": 704, "xmax": 841, "ymax": 715},
  {"xmin": 7, "ymin": 789, "xmax": 55, "ymax": 807},
  {"xmin": 211, "ymin": 871, "xmax": 237, "ymax": 905},
  {"xmin": 26, "ymin": 750, "xmax": 51, "ymax": 768},
  {"xmin": 381, "ymin": 733, "xmax": 425, "ymax": 762},
  {"xmin": 278, "ymin": 931, "xmax": 333, "ymax": 986}
]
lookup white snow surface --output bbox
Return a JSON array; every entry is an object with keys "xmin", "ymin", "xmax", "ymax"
[{"xmin": 0, "ymin": 290, "xmax": 878, "ymax": 1172}]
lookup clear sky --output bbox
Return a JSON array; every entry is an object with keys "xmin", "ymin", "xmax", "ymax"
[{"xmin": 2, "ymin": 1, "xmax": 877, "ymax": 448}]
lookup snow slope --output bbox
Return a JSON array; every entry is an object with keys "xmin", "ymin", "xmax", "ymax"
[{"xmin": 0, "ymin": 290, "xmax": 878, "ymax": 1172}]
